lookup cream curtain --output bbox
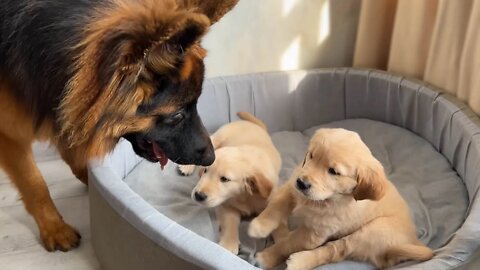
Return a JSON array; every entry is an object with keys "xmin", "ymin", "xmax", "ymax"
[{"xmin": 354, "ymin": 0, "xmax": 480, "ymax": 114}]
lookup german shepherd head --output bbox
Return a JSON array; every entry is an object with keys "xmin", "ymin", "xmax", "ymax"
[{"xmin": 58, "ymin": 0, "xmax": 239, "ymax": 168}]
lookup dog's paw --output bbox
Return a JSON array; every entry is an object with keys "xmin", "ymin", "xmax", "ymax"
[
  {"xmin": 255, "ymin": 250, "xmax": 282, "ymax": 270},
  {"xmin": 286, "ymin": 251, "xmax": 313, "ymax": 270},
  {"xmin": 40, "ymin": 221, "xmax": 81, "ymax": 252},
  {"xmin": 177, "ymin": 165, "xmax": 195, "ymax": 176},
  {"xmin": 219, "ymin": 240, "xmax": 240, "ymax": 255},
  {"xmin": 248, "ymin": 217, "xmax": 276, "ymax": 238}
]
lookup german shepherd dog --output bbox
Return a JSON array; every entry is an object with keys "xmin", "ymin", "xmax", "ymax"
[{"xmin": 0, "ymin": 0, "xmax": 238, "ymax": 252}]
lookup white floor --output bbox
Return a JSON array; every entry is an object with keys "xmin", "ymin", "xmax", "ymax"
[{"xmin": 0, "ymin": 148, "xmax": 100, "ymax": 270}]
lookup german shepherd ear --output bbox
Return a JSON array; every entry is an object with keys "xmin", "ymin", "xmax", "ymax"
[
  {"xmin": 61, "ymin": 2, "xmax": 210, "ymax": 147},
  {"xmin": 178, "ymin": 0, "xmax": 239, "ymax": 25},
  {"xmin": 353, "ymin": 158, "xmax": 387, "ymax": 201},
  {"xmin": 246, "ymin": 173, "xmax": 274, "ymax": 199},
  {"xmin": 145, "ymin": 13, "xmax": 210, "ymax": 74},
  {"xmin": 78, "ymin": 3, "xmax": 211, "ymax": 87}
]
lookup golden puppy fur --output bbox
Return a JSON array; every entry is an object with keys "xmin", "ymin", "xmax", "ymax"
[
  {"xmin": 248, "ymin": 128, "xmax": 433, "ymax": 270},
  {"xmin": 180, "ymin": 112, "xmax": 285, "ymax": 254}
]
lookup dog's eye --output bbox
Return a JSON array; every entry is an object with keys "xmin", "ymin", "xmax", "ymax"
[
  {"xmin": 309, "ymin": 152, "xmax": 313, "ymax": 159},
  {"xmin": 220, "ymin": 176, "xmax": 230, "ymax": 183},
  {"xmin": 328, "ymin": 168, "xmax": 340, "ymax": 176},
  {"xmin": 164, "ymin": 112, "xmax": 184, "ymax": 126},
  {"xmin": 204, "ymin": 168, "xmax": 208, "ymax": 173}
]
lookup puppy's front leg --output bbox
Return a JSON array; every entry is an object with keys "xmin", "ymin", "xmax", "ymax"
[
  {"xmin": 249, "ymin": 184, "xmax": 295, "ymax": 238},
  {"xmin": 286, "ymin": 238, "xmax": 349, "ymax": 270},
  {"xmin": 256, "ymin": 228, "xmax": 326, "ymax": 269},
  {"xmin": 216, "ymin": 206, "xmax": 241, "ymax": 255},
  {"xmin": 271, "ymin": 218, "xmax": 289, "ymax": 243},
  {"xmin": 177, "ymin": 164, "xmax": 197, "ymax": 176}
]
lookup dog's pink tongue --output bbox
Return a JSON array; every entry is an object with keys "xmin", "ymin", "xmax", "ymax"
[{"xmin": 152, "ymin": 143, "xmax": 168, "ymax": 170}]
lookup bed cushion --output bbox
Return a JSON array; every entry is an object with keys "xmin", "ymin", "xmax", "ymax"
[{"xmin": 124, "ymin": 118, "xmax": 467, "ymax": 269}]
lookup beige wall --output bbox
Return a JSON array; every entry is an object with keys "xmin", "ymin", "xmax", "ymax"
[{"xmin": 202, "ymin": 0, "xmax": 361, "ymax": 78}]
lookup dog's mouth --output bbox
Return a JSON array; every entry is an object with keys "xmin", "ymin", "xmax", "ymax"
[
  {"xmin": 146, "ymin": 140, "xmax": 169, "ymax": 169},
  {"xmin": 135, "ymin": 139, "xmax": 169, "ymax": 170},
  {"xmin": 124, "ymin": 130, "xmax": 215, "ymax": 169}
]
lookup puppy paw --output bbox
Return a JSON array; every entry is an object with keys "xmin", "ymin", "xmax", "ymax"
[
  {"xmin": 249, "ymin": 217, "xmax": 277, "ymax": 238},
  {"xmin": 40, "ymin": 220, "xmax": 81, "ymax": 252},
  {"xmin": 219, "ymin": 240, "xmax": 240, "ymax": 255},
  {"xmin": 255, "ymin": 250, "xmax": 283, "ymax": 270},
  {"xmin": 286, "ymin": 251, "xmax": 314, "ymax": 270},
  {"xmin": 177, "ymin": 165, "xmax": 196, "ymax": 176}
]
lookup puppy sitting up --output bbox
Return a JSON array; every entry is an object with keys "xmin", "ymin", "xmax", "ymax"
[
  {"xmin": 248, "ymin": 128, "xmax": 433, "ymax": 270},
  {"xmin": 179, "ymin": 112, "xmax": 283, "ymax": 254}
]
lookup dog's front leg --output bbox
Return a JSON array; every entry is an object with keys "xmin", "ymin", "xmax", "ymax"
[
  {"xmin": 271, "ymin": 218, "xmax": 289, "ymax": 243},
  {"xmin": 256, "ymin": 228, "xmax": 326, "ymax": 270},
  {"xmin": 0, "ymin": 136, "xmax": 80, "ymax": 251},
  {"xmin": 249, "ymin": 184, "xmax": 295, "ymax": 238},
  {"xmin": 56, "ymin": 143, "xmax": 88, "ymax": 184},
  {"xmin": 216, "ymin": 206, "xmax": 241, "ymax": 255},
  {"xmin": 286, "ymin": 238, "xmax": 350, "ymax": 270}
]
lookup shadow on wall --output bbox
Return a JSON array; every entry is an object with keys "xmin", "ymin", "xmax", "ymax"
[{"xmin": 202, "ymin": 0, "xmax": 361, "ymax": 78}]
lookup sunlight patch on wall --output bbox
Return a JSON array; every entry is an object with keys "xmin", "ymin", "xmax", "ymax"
[
  {"xmin": 281, "ymin": 37, "xmax": 301, "ymax": 70},
  {"xmin": 282, "ymin": 0, "xmax": 300, "ymax": 16},
  {"xmin": 287, "ymin": 71, "xmax": 308, "ymax": 93},
  {"xmin": 318, "ymin": 0, "xmax": 331, "ymax": 45}
]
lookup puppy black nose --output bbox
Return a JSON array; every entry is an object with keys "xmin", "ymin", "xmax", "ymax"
[
  {"xmin": 296, "ymin": 178, "xmax": 311, "ymax": 191},
  {"xmin": 194, "ymin": 191, "xmax": 207, "ymax": 202}
]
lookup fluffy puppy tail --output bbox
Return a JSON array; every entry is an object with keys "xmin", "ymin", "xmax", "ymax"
[
  {"xmin": 237, "ymin": 112, "xmax": 267, "ymax": 130},
  {"xmin": 385, "ymin": 243, "xmax": 433, "ymax": 264}
]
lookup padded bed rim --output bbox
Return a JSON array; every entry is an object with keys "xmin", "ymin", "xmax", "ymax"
[{"xmin": 89, "ymin": 68, "xmax": 480, "ymax": 270}]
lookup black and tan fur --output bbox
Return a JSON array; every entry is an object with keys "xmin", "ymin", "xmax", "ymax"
[{"xmin": 0, "ymin": 0, "xmax": 238, "ymax": 251}]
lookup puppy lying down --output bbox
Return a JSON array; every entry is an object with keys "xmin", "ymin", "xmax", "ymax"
[
  {"xmin": 248, "ymin": 128, "xmax": 433, "ymax": 270},
  {"xmin": 179, "ymin": 112, "xmax": 284, "ymax": 254}
]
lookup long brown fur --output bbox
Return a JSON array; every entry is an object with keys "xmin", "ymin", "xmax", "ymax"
[
  {"xmin": 60, "ymin": 0, "xmax": 210, "ymax": 161},
  {"xmin": 0, "ymin": 0, "xmax": 238, "ymax": 252}
]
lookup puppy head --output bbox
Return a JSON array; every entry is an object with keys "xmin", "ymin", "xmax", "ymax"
[
  {"xmin": 192, "ymin": 147, "xmax": 273, "ymax": 207},
  {"xmin": 294, "ymin": 128, "xmax": 386, "ymax": 202}
]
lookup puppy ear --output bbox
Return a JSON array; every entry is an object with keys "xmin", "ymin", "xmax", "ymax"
[
  {"xmin": 246, "ymin": 173, "xmax": 273, "ymax": 199},
  {"xmin": 302, "ymin": 153, "xmax": 308, "ymax": 167},
  {"xmin": 353, "ymin": 158, "xmax": 387, "ymax": 201},
  {"xmin": 198, "ymin": 167, "xmax": 206, "ymax": 177},
  {"xmin": 178, "ymin": 0, "xmax": 239, "ymax": 25}
]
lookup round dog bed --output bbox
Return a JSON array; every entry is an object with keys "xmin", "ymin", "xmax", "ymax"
[{"xmin": 88, "ymin": 69, "xmax": 480, "ymax": 270}]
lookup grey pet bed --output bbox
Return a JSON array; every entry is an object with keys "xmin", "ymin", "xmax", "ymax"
[{"xmin": 88, "ymin": 69, "xmax": 480, "ymax": 270}]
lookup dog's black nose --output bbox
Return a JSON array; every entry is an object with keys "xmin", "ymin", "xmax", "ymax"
[
  {"xmin": 195, "ymin": 145, "xmax": 215, "ymax": 167},
  {"xmin": 194, "ymin": 191, "xmax": 207, "ymax": 202},
  {"xmin": 296, "ymin": 178, "xmax": 311, "ymax": 191}
]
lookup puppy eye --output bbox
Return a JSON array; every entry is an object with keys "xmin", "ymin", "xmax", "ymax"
[
  {"xmin": 220, "ymin": 176, "xmax": 230, "ymax": 183},
  {"xmin": 328, "ymin": 168, "xmax": 340, "ymax": 176},
  {"xmin": 309, "ymin": 152, "xmax": 313, "ymax": 159},
  {"xmin": 164, "ymin": 112, "xmax": 184, "ymax": 126},
  {"xmin": 204, "ymin": 168, "xmax": 208, "ymax": 173}
]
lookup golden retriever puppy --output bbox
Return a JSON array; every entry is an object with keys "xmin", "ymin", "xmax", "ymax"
[
  {"xmin": 248, "ymin": 128, "xmax": 433, "ymax": 270},
  {"xmin": 179, "ymin": 112, "xmax": 283, "ymax": 254}
]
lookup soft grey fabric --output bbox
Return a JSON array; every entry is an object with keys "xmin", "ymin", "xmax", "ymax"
[
  {"xmin": 89, "ymin": 69, "xmax": 480, "ymax": 270},
  {"xmin": 124, "ymin": 119, "xmax": 467, "ymax": 269}
]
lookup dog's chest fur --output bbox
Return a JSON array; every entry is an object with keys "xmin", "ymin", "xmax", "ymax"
[{"xmin": 292, "ymin": 196, "xmax": 376, "ymax": 239}]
